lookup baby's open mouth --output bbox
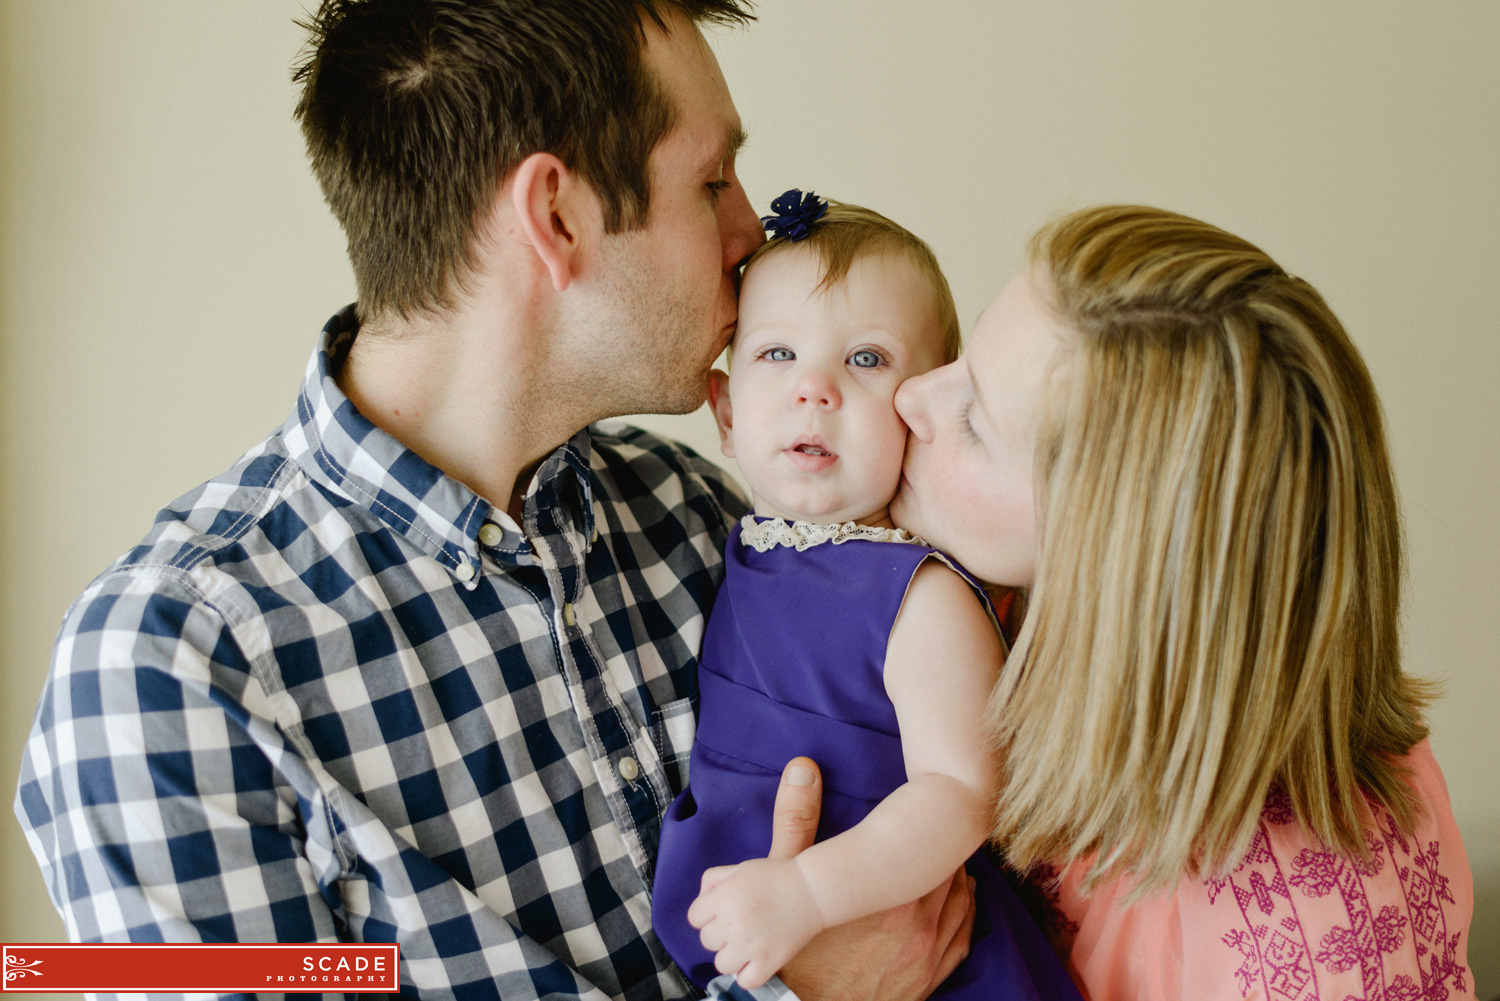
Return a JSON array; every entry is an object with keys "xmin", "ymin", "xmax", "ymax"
[{"xmin": 787, "ymin": 439, "xmax": 838, "ymax": 470}]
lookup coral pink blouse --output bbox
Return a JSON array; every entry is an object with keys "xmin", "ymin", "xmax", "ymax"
[{"xmin": 1037, "ymin": 741, "xmax": 1475, "ymax": 1001}]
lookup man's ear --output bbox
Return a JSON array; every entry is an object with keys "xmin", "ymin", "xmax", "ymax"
[
  {"xmin": 707, "ymin": 369, "xmax": 735, "ymax": 459},
  {"xmin": 510, "ymin": 152, "xmax": 594, "ymax": 292}
]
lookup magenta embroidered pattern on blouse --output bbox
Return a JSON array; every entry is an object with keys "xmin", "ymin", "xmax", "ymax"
[{"xmin": 1038, "ymin": 741, "xmax": 1475, "ymax": 1001}]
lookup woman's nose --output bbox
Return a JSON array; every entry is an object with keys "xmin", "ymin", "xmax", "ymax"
[
  {"xmin": 894, "ymin": 370, "xmax": 936, "ymax": 440},
  {"xmin": 795, "ymin": 369, "xmax": 841, "ymax": 409}
]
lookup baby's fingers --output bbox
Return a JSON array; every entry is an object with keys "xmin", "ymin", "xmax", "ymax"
[
  {"xmin": 687, "ymin": 891, "xmax": 712, "ymax": 929},
  {"xmin": 687, "ymin": 872, "xmax": 731, "ymax": 929},
  {"xmin": 697, "ymin": 916, "xmax": 729, "ymax": 954},
  {"xmin": 699, "ymin": 863, "xmax": 737, "ymax": 895},
  {"xmin": 735, "ymin": 956, "xmax": 775, "ymax": 991},
  {"xmin": 713, "ymin": 940, "xmax": 749, "ymax": 979}
]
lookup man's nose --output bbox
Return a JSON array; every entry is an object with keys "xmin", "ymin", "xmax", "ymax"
[
  {"xmin": 894, "ymin": 372, "xmax": 935, "ymax": 440},
  {"xmin": 722, "ymin": 181, "xmax": 766, "ymax": 273}
]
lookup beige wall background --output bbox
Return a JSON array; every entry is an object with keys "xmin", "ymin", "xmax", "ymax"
[{"xmin": 2, "ymin": 0, "xmax": 1495, "ymax": 996}]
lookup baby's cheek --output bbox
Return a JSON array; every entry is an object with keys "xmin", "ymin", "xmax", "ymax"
[{"xmin": 871, "ymin": 415, "xmax": 912, "ymax": 490}]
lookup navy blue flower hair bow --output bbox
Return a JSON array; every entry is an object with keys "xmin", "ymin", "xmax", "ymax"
[{"xmin": 761, "ymin": 189, "xmax": 828, "ymax": 241}]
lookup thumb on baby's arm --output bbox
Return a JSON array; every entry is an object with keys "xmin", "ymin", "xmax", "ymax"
[{"xmin": 768, "ymin": 757, "xmax": 822, "ymax": 860}]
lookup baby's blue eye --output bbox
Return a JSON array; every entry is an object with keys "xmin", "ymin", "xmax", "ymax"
[
  {"xmin": 850, "ymin": 349, "xmax": 882, "ymax": 369},
  {"xmin": 765, "ymin": 347, "xmax": 794, "ymax": 362}
]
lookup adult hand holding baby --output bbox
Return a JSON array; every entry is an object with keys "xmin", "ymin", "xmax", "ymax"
[{"xmin": 716, "ymin": 757, "xmax": 976, "ymax": 1001}]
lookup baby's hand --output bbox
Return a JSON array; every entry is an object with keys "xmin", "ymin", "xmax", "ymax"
[{"xmin": 686, "ymin": 857, "xmax": 826, "ymax": 989}]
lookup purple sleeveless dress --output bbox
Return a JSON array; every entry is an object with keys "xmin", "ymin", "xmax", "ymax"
[{"xmin": 653, "ymin": 519, "xmax": 1083, "ymax": 1000}]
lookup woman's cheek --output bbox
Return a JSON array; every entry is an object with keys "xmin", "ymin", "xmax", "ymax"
[
  {"xmin": 930, "ymin": 458, "xmax": 1008, "ymax": 581},
  {"xmin": 916, "ymin": 448, "xmax": 974, "ymax": 553},
  {"xmin": 979, "ymin": 486, "xmax": 1038, "ymax": 586}
]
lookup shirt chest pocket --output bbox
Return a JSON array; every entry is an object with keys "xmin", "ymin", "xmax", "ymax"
[{"xmin": 649, "ymin": 695, "xmax": 697, "ymax": 794}]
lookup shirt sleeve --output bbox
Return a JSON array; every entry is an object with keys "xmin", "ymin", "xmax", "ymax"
[
  {"xmin": 14, "ymin": 571, "xmax": 348, "ymax": 944},
  {"xmin": 16, "ymin": 569, "xmax": 702, "ymax": 1000},
  {"xmin": 706, "ymin": 973, "xmax": 801, "ymax": 1001}
]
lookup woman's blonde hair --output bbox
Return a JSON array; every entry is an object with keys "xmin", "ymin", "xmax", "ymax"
[
  {"xmin": 989, "ymin": 205, "xmax": 1434, "ymax": 895},
  {"xmin": 742, "ymin": 200, "xmax": 963, "ymax": 363}
]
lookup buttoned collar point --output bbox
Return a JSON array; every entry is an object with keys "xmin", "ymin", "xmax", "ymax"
[{"xmin": 517, "ymin": 431, "xmax": 599, "ymax": 560}]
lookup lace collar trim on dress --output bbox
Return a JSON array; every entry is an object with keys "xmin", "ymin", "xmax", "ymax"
[{"xmin": 739, "ymin": 514, "xmax": 927, "ymax": 552}]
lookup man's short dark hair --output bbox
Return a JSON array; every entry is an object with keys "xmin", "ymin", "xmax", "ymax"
[{"xmin": 293, "ymin": 0, "xmax": 755, "ymax": 319}]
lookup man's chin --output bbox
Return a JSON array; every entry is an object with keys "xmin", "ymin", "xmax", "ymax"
[
  {"xmin": 635, "ymin": 378, "xmax": 710, "ymax": 417},
  {"xmin": 652, "ymin": 394, "xmax": 708, "ymax": 417}
]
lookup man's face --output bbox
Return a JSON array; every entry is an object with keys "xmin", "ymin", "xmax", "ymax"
[{"xmin": 574, "ymin": 11, "xmax": 765, "ymax": 416}]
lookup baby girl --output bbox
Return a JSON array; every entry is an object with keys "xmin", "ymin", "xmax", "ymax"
[{"xmin": 650, "ymin": 192, "xmax": 1080, "ymax": 1000}]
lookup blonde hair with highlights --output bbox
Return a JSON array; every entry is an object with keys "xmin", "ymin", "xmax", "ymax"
[
  {"xmin": 990, "ymin": 205, "xmax": 1433, "ymax": 896},
  {"xmin": 741, "ymin": 200, "xmax": 963, "ymax": 363}
]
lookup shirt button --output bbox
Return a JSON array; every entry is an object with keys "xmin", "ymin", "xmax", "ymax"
[
  {"xmin": 478, "ymin": 521, "xmax": 504, "ymax": 547},
  {"xmin": 617, "ymin": 756, "xmax": 640, "ymax": 782},
  {"xmin": 563, "ymin": 602, "xmax": 576, "ymax": 627},
  {"xmin": 455, "ymin": 560, "xmax": 475, "ymax": 581}
]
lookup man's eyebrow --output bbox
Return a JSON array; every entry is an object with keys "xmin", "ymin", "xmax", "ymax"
[{"xmin": 696, "ymin": 126, "xmax": 746, "ymax": 175}]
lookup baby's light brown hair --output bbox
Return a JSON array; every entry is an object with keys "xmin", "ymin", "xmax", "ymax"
[{"xmin": 741, "ymin": 199, "xmax": 963, "ymax": 364}]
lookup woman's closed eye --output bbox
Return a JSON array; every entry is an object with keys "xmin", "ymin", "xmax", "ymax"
[{"xmin": 959, "ymin": 404, "xmax": 981, "ymax": 443}]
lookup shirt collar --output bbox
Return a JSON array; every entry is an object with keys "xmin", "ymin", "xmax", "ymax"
[{"xmin": 281, "ymin": 306, "xmax": 597, "ymax": 585}]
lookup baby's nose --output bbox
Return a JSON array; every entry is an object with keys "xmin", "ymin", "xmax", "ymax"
[{"xmin": 795, "ymin": 371, "xmax": 841, "ymax": 408}]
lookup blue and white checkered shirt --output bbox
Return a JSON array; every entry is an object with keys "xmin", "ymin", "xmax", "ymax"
[{"xmin": 15, "ymin": 306, "xmax": 789, "ymax": 1001}]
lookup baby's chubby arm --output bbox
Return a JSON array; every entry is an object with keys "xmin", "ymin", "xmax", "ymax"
[{"xmin": 687, "ymin": 558, "xmax": 1003, "ymax": 988}]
